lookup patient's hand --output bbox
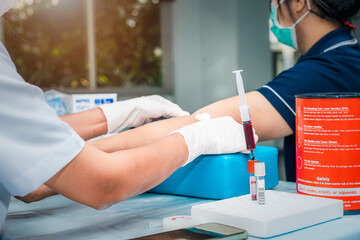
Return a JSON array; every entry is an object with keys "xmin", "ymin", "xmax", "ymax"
[{"xmin": 15, "ymin": 185, "xmax": 58, "ymax": 203}]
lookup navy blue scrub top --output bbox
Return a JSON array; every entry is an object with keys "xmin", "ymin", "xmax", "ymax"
[{"xmin": 257, "ymin": 27, "xmax": 360, "ymax": 182}]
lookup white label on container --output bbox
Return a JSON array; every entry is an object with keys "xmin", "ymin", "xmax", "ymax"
[{"xmin": 298, "ymin": 183, "xmax": 360, "ymax": 197}]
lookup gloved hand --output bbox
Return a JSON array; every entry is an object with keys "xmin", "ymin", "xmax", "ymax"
[
  {"xmin": 100, "ymin": 95, "xmax": 189, "ymax": 134},
  {"xmin": 171, "ymin": 116, "xmax": 258, "ymax": 166}
]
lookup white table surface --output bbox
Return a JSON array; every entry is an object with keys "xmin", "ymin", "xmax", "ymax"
[{"xmin": 1, "ymin": 181, "xmax": 360, "ymax": 240}]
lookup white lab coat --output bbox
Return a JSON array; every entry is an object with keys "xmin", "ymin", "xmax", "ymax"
[{"xmin": 0, "ymin": 41, "xmax": 85, "ymax": 230}]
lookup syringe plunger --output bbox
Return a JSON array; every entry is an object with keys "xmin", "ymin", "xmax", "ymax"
[{"xmin": 232, "ymin": 70, "xmax": 247, "ymax": 107}]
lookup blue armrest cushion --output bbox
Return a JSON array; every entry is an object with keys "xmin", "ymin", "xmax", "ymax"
[{"xmin": 149, "ymin": 145, "xmax": 279, "ymax": 199}]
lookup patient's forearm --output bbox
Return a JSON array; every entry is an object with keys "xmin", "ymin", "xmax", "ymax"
[
  {"xmin": 91, "ymin": 115, "xmax": 198, "ymax": 152},
  {"xmin": 61, "ymin": 108, "xmax": 107, "ymax": 141},
  {"xmin": 91, "ymin": 91, "xmax": 292, "ymax": 152},
  {"xmin": 194, "ymin": 96, "xmax": 241, "ymax": 122},
  {"xmin": 91, "ymin": 97, "xmax": 241, "ymax": 153}
]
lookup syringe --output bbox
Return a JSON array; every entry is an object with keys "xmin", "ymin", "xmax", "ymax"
[
  {"xmin": 233, "ymin": 70, "xmax": 256, "ymax": 156},
  {"xmin": 233, "ymin": 70, "xmax": 258, "ymax": 200}
]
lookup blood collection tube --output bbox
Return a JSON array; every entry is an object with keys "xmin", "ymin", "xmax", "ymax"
[
  {"xmin": 255, "ymin": 162, "xmax": 266, "ymax": 205},
  {"xmin": 248, "ymin": 159, "xmax": 258, "ymax": 200}
]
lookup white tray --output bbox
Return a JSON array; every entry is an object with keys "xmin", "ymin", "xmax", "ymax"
[{"xmin": 191, "ymin": 190, "xmax": 343, "ymax": 238}]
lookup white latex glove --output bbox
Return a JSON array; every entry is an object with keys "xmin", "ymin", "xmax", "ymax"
[
  {"xmin": 100, "ymin": 95, "xmax": 189, "ymax": 134},
  {"xmin": 171, "ymin": 116, "xmax": 258, "ymax": 166}
]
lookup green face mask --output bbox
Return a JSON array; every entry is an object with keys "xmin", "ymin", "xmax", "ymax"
[{"xmin": 270, "ymin": 0, "xmax": 311, "ymax": 49}]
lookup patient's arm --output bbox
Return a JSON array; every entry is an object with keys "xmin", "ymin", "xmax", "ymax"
[
  {"xmin": 60, "ymin": 108, "xmax": 107, "ymax": 141},
  {"xmin": 91, "ymin": 115, "xmax": 198, "ymax": 152},
  {"xmin": 91, "ymin": 91, "xmax": 293, "ymax": 152},
  {"xmin": 194, "ymin": 91, "xmax": 293, "ymax": 141}
]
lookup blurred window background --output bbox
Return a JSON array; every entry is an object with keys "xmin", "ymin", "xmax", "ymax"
[{"xmin": 2, "ymin": 0, "xmax": 168, "ymax": 95}]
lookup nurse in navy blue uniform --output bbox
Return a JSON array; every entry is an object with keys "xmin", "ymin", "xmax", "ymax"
[
  {"xmin": 256, "ymin": 0, "xmax": 360, "ymax": 181},
  {"xmin": 196, "ymin": 0, "xmax": 360, "ymax": 181},
  {"xmin": 92, "ymin": 0, "xmax": 360, "ymax": 183},
  {"xmin": 200, "ymin": 0, "xmax": 360, "ymax": 181}
]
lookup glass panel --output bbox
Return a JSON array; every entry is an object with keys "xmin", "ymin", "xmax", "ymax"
[
  {"xmin": 3, "ymin": 0, "xmax": 87, "ymax": 89},
  {"xmin": 95, "ymin": 0, "xmax": 162, "ymax": 88}
]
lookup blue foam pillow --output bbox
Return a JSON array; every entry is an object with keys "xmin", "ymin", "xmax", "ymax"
[{"xmin": 149, "ymin": 146, "xmax": 279, "ymax": 199}]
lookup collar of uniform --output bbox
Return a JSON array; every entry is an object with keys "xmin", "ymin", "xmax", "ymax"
[{"xmin": 302, "ymin": 27, "xmax": 353, "ymax": 58}]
